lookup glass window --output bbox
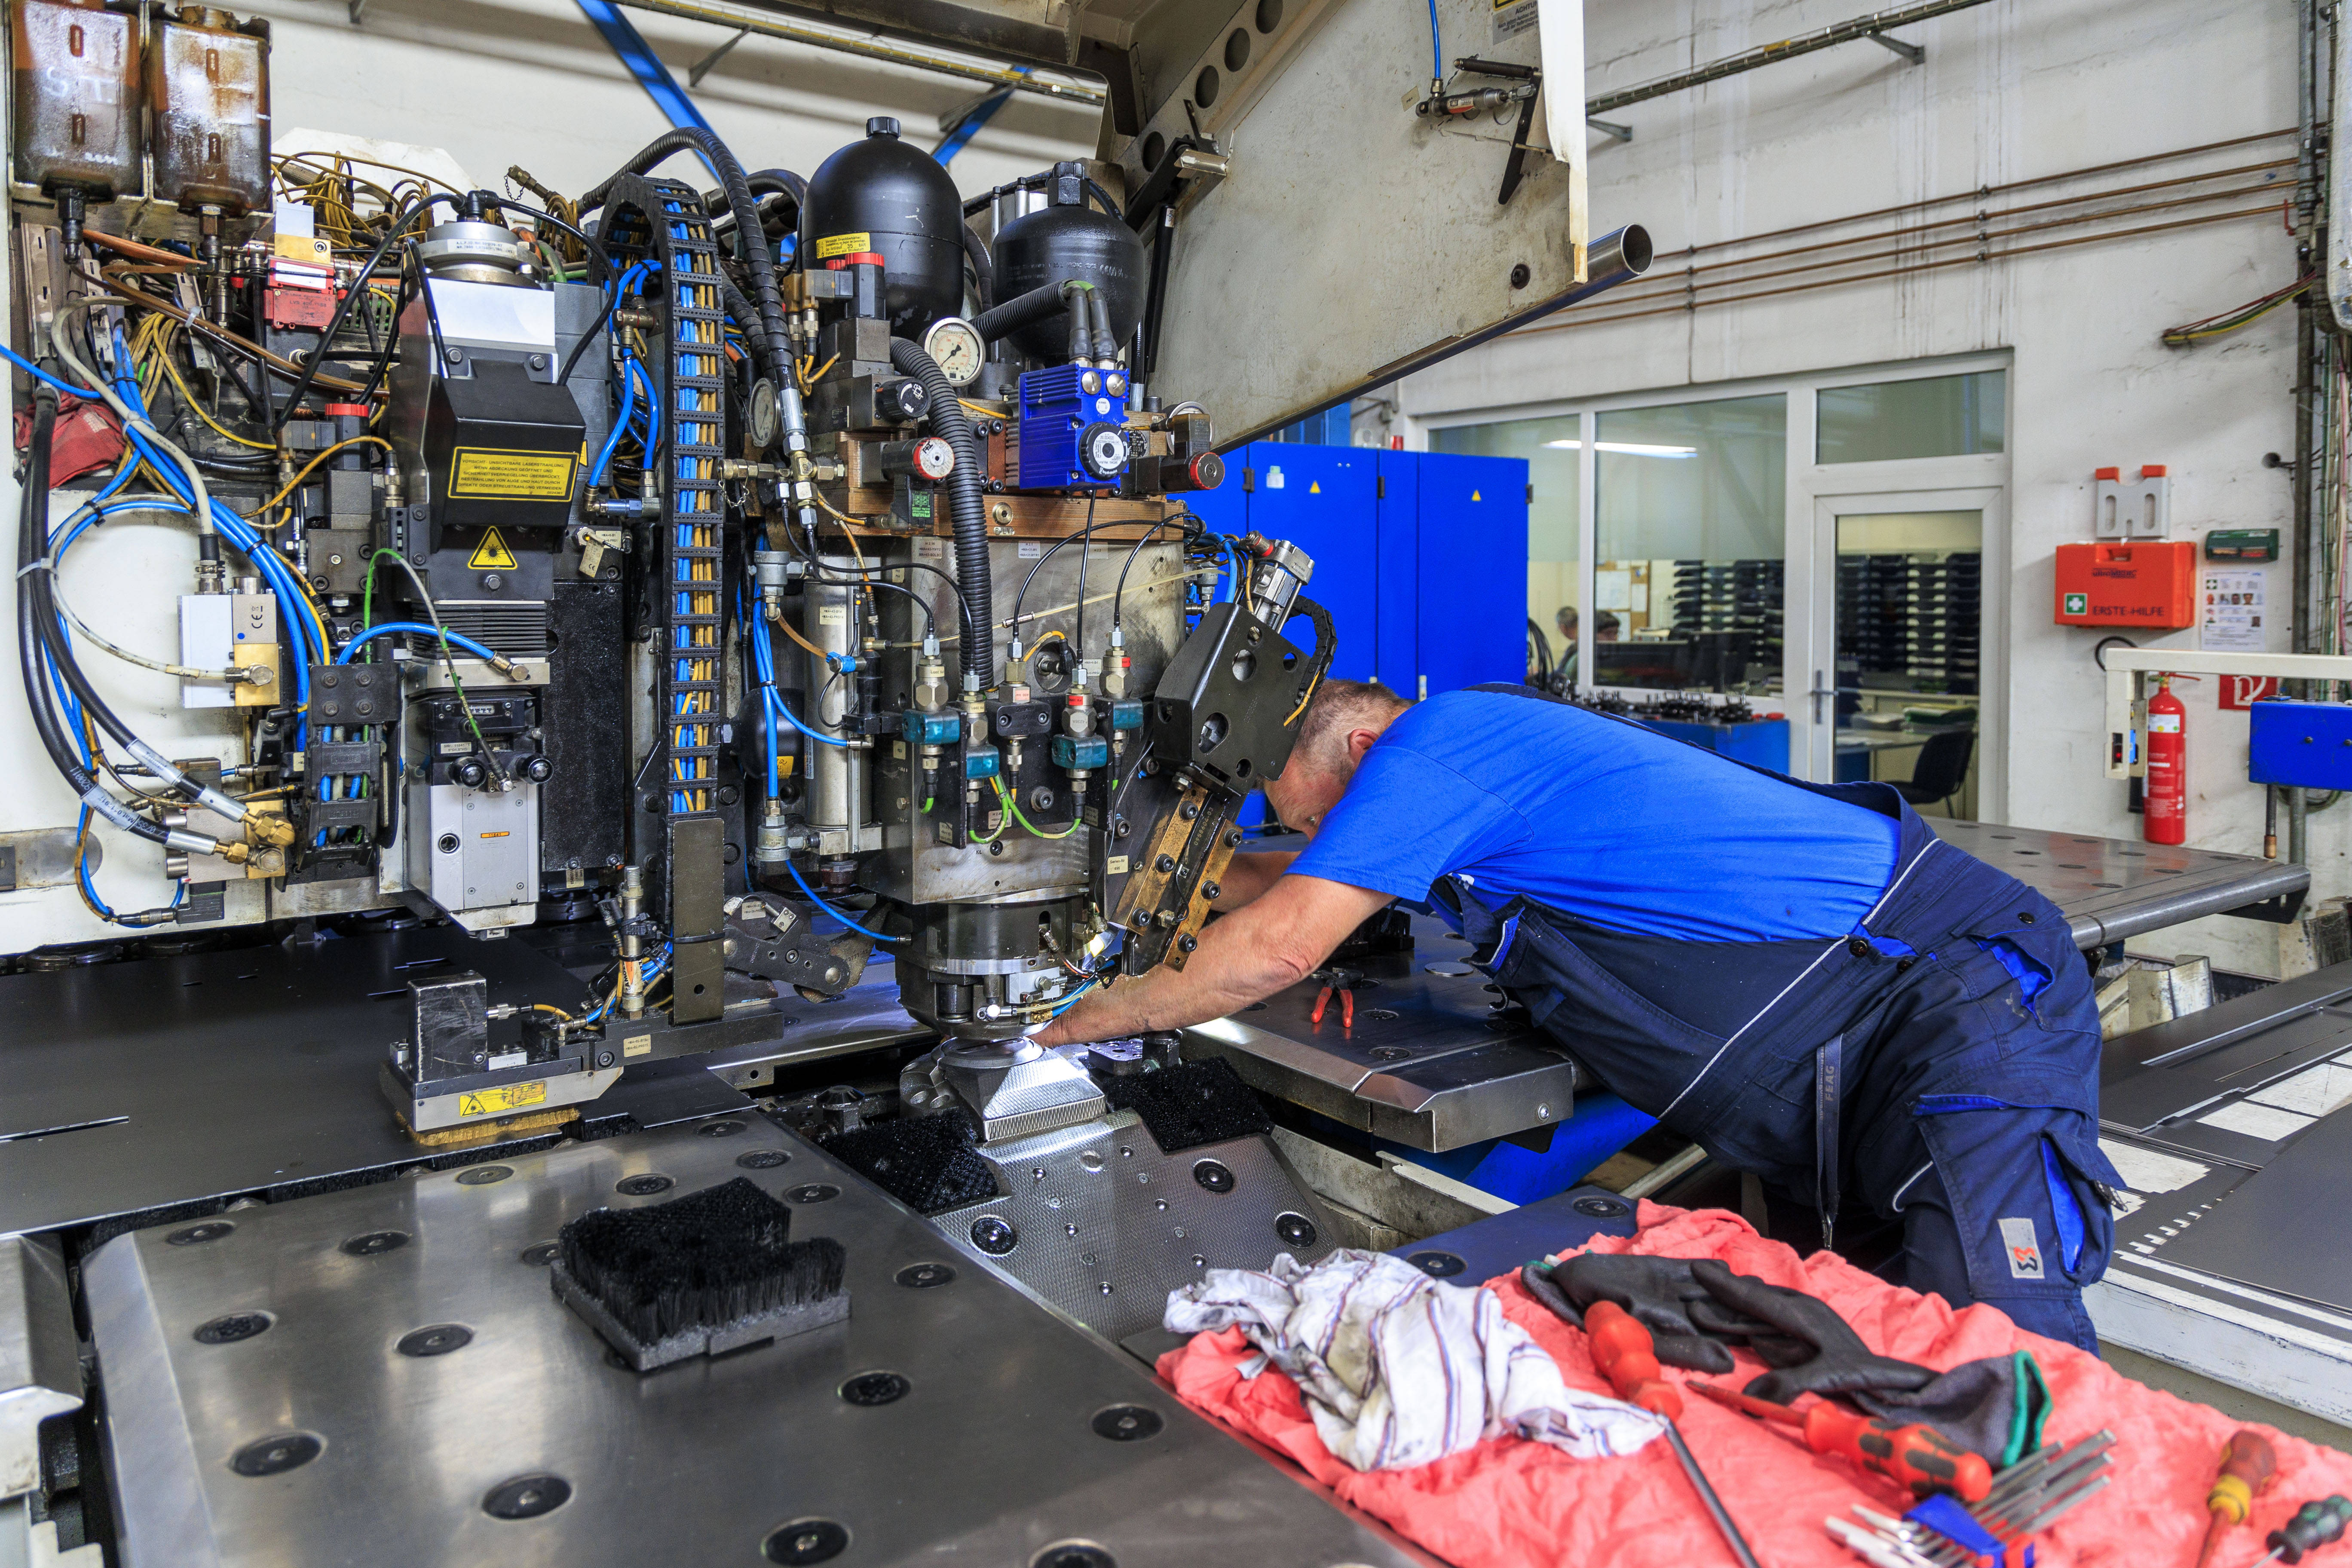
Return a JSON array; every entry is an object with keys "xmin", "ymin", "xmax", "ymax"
[
  {"xmin": 1431, "ymin": 415, "xmax": 1580, "ymax": 690},
  {"xmin": 1833, "ymin": 510, "xmax": 1983, "ymax": 817},
  {"xmin": 1592, "ymin": 394, "xmax": 1786, "ymax": 693},
  {"xmin": 1817, "ymin": 371, "xmax": 2005, "ymax": 464}
]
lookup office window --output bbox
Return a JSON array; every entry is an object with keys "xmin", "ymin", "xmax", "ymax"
[
  {"xmin": 1817, "ymin": 371, "xmax": 2005, "ymax": 464},
  {"xmin": 1431, "ymin": 414, "xmax": 1580, "ymax": 688},
  {"xmin": 1592, "ymin": 394, "xmax": 1786, "ymax": 692}
]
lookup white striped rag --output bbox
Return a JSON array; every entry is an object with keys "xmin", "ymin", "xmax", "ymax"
[{"xmin": 1164, "ymin": 1247, "xmax": 1667, "ymax": 1472}]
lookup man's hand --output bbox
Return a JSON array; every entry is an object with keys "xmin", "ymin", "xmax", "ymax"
[{"xmin": 1032, "ymin": 873, "xmax": 1393, "ymax": 1046}]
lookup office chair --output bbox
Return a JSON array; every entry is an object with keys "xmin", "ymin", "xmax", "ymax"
[{"xmin": 1891, "ymin": 727, "xmax": 1976, "ymax": 817}]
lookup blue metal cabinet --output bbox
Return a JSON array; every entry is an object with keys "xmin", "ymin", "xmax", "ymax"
[
  {"xmin": 1236, "ymin": 443, "xmax": 1382, "ymax": 679},
  {"xmin": 1178, "ymin": 444, "xmax": 1527, "ymax": 700},
  {"xmin": 1409, "ymin": 451, "xmax": 1528, "ymax": 698},
  {"xmin": 1372, "ymin": 452, "xmax": 1418, "ymax": 694}
]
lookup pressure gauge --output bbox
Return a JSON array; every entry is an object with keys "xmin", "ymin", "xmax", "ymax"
[
  {"xmin": 923, "ymin": 316, "xmax": 986, "ymax": 388},
  {"xmin": 747, "ymin": 378, "xmax": 781, "ymax": 450}
]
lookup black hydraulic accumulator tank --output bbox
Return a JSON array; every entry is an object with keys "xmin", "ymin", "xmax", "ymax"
[
  {"xmin": 993, "ymin": 169, "xmax": 1148, "ymax": 364},
  {"xmin": 800, "ymin": 116, "xmax": 964, "ymax": 337}
]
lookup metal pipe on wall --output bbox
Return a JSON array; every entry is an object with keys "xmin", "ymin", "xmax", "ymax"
[
  {"xmin": 1585, "ymin": 0, "xmax": 2000, "ymax": 118},
  {"xmin": 2291, "ymin": 0, "xmax": 2324, "ymax": 863}
]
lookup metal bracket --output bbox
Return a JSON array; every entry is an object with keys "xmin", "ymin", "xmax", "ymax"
[
  {"xmin": 347, "ymin": 0, "xmax": 368, "ymax": 21},
  {"xmin": 1588, "ymin": 116, "xmax": 1634, "ymax": 143},
  {"xmin": 1865, "ymin": 30, "xmax": 1924, "ymax": 64}
]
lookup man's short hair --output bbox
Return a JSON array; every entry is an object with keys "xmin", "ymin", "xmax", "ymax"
[
  {"xmin": 1555, "ymin": 606, "xmax": 1578, "ymax": 633},
  {"xmin": 1292, "ymin": 677, "xmax": 1410, "ymax": 771}
]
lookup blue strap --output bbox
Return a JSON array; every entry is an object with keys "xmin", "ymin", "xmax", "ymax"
[
  {"xmin": 2041, "ymin": 1140, "xmax": 2087, "ymax": 1274},
  {"xmin": 573, "ymin": 1, "xmax": 721, "ymax": 145}
]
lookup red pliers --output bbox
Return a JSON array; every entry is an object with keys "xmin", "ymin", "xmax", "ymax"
[{"xmin": 1310, "ymin": 966, "xmax": 1359, "ymax": 1031}]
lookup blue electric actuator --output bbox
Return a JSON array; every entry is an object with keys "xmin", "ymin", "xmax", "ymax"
[{"xmin": 1016, "ymin": 364, "xmax": 1131, "ymax": 490}]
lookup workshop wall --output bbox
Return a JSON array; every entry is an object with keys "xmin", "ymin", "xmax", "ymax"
[
  {"xmin": 243, "ymin": 0, "xmax": 1096, "ymax": 210},
  {"xmin": 0, "ymin": 0, "xmax": 1095, "ymax": 952},
  {"xmin": 1392, "ymin": 0, "xmax": 2317, "ymax": 975}
]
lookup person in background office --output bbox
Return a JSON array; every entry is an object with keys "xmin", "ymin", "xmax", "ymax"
[{"xmin": 1553, "ymin": 607, "xmax": 1619, "ymax": 688}]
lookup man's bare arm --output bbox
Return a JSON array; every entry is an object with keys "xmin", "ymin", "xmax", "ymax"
[
  {"xmin": 1204, "ymin": 846, "xmax": 1298, "ymax": 912},
  {"xmin": 1032, "ymin": 874, "xmax": 1392, "ymax": 1046}
]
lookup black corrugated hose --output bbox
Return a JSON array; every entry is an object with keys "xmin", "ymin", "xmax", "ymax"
[
  {"xmin": 888, "ymin": 338, "xmax": 994, "ymax": 683},
  {"xmin": 959, "ymin": 223, "xmax": 994, "ymax": 312},
  {"xmin": 580, "ymin": 129, "xmax": 791, "ymax": 392}
]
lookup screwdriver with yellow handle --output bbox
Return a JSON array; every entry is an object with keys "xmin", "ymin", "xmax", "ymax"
[{"xmin": 2193, "ymin": 1431, "xmax": 2278, "ymax": 1568}]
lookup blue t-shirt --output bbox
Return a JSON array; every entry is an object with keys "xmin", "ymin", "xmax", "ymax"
[{"xmin": 1286, "ymin": 691, "xmax": 1900, "ymax": 943}]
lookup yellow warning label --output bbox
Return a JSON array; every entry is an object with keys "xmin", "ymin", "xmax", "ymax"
[
  {"xmin": 1471, "ymin": 490, "xmax": 1482, "ymax": 501},
  {"xmin": 458, "ymin": 1081, "xmax": 548, "ymax": 1118},
  {"xmin": 622, "ymin": 1033, "xmax": 654, "ymax": 1059},
  {"xmin": 449, "ymin": 448, "xmax": 575, "ymax": 501},
  {"xmin": 813, "ymin": 232, "xmax": 873, "ymax": 260},
  {"xmin": 1106, "ymin": 855, "xmax": 1130, "ymax": 876},
  {"xmin": 1309, "ymin": 481, "xmax": 1321, "ymax": 493},
  {"xmin": 467, "ymin": 527, "xmax": 520, "ymax": 571}
]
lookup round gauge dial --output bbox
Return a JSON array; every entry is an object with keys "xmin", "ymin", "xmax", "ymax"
[
  {"xmin": 922, "ymin": 317, "xmax": 985, "ymax": 388},
  {"xmin": 747, "ymin": 378, "xmax": 781, "ymax": 450}
]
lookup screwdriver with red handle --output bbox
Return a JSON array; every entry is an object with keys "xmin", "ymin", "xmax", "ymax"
[
  {"xmin": 1690, "ymin": 1380, "xmax": 1993, "ymax": 1502},
  {"xmin": 2192, "ymin": 1431, "xmax": 2278, "ymax": 1568},
  {"xmin": 1586, "ymin": 1300, "xmax": 1767, "ymax": 1568}
]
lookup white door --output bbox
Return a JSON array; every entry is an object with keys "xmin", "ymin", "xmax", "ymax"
[{"xmin": 1796, "ymin": 487, "xmax": 2008, "ymax": 822}]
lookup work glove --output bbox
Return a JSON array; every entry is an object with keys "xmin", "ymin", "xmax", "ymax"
[
  {"xmin": 1519, "ymin": 1255, "xmax": 1779, "ymax": 1374},
  {"xmin": 1687, "ymin": 1258, "xmax": 1940, "ymax": 1402},
  {"xmin": 1853, "ymin": 1350, "xmax": 2053, "ymax": 1467}
]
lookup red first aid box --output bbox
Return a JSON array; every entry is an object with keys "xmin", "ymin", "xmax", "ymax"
[{"xmin": 2054, "ymin": 540, "xmax": 2197, "ymax": 627}]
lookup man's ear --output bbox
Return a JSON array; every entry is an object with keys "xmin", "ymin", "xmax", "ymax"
[{"xmin": 1345, "ymin": 726, "xmax": 1381, "ymax": 767}]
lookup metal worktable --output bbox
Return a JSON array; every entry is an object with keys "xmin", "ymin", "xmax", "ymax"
[
  {"xmin": 78, "ymin": 1115, "xmax": 1418, "ymax": 1568},
  {"xmin": 1928, "ymin": 819, "xmax": 2306, "ymax": 949},
  {"xmin": 1187, "ymin": 823, "xmax": 2309, "ymax": 1154},
  {"xmin": 0, "ymin": 925, "xmax": 922, "ymax": 1241}
]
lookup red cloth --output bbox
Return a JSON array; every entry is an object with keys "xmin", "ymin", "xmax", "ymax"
[
  {"xmin": 12, "ymin": 394, "xmax": 125, "ymax": 487},
  {"xmin": 1158, "ymin": 1203, "xmax": 2352, "ymax": 1568}
]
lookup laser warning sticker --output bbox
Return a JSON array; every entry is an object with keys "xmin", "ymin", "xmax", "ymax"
[
  {"xmin": 467, "ymin": 527, "xmax": 519, "ymax": 571},
  {"xmin": 458, "ymin": 1081, "xmax": 547, "ymax": 1118},
  {"xmin": 448, "ymin": 447, "xmax": 574, "ymax": 500},
  {"xmin": 813, "ymin": 231, "xmax": 873, "ymax": 260},
  {"xmin": 1999, "ymin": 1216, "xmax": 2045, "ymax": 1279}
]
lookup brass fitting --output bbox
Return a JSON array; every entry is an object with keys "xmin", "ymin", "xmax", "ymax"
[{"xmin": 250, "ymin": 815, "xmax": 298, "ymax": 849}]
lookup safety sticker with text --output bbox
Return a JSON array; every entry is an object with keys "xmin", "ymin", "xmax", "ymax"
[
  {"xmin": 458, "ymin": 1080, "xmax": 547, "ymax": 1118},
  {"xmin": 449, "ymin": 448, "xmax": 574, "ymax": 500}
]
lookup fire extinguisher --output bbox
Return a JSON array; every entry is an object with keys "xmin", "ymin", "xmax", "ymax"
[{"xmin": 2144, "ymin": 672, "xmax": 2196, "ymax": 845}]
